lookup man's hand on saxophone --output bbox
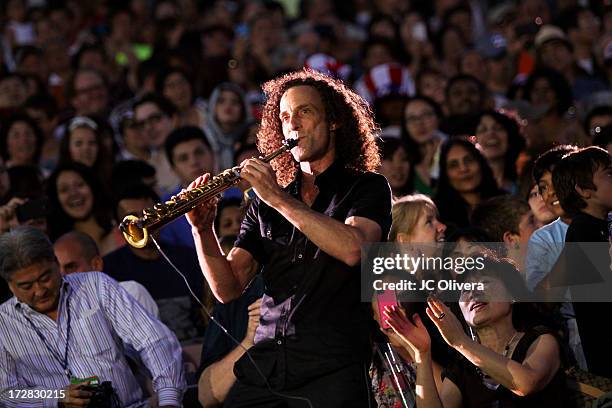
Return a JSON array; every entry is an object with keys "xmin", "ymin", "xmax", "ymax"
[
  {"xmin": 239, "ymin": 158, "xmax": 287, "ymax": 208},
  {"xmin": 186, "ymin": 169, "xmax": 259, "ymax": 303},
  {"xmin": 185, "ymin": 173, "xmax": 221, "ymax": 233},
  {"xmin": 186, "ymin": 153, "xmax": 286, "ymax": 232},
  {"xmin": 120, "ymin": 140, "xmax": 296, "ymax": 249}
]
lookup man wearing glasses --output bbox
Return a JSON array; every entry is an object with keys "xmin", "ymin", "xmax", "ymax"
[{"xmin": 133, "ymin": 93, "xmax": 180, "ymax": 196}]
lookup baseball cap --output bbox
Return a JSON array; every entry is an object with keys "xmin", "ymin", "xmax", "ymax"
[{"xmin": 534, "ymin": 25, "xmax": 572, "ymax": 50}]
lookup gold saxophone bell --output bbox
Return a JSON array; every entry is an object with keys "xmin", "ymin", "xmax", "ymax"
[
  {"xmin": 121, "ymin": 215, "xmax": 149, "ymax": 248},
  {"xmin": 119, "ymin": 139, "xmax": 297, "ymax": 248}
]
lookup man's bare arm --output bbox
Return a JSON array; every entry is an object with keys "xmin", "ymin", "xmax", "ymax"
[
  {"xmin": 240, "ymin": 159, "xmax": 383, "ymax": 266},
  {"xmin": 192, "ymin": 227, "xmax": 257, "ymax": 303},
  {"xmin": 274, "ymin": 195, "xmax": 381, "ymax": 266},
  {"xmin": 187, "ymin": 174, "xmax": 257, "ymax": 303}
]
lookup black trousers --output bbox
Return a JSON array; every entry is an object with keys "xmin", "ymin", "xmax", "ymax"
[{"xmin": 224, "ymin": 363, "xmax": 374, "ymax": 408}]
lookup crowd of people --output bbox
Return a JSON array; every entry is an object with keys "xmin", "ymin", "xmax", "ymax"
[{"xmin": 1, "ymin": 0, "xmax": 612, "ymax": 407}]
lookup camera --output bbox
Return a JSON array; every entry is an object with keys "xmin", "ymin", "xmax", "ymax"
[
  {"xmin": 15, "ymin": 197, "xmax": 50, "ymax": 223},
  {"xmin": 81, "ymin": 381, "xmax": 118, "ymax": 408}
]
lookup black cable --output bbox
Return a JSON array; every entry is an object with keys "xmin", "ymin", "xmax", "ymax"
[
  {"xmin": 364, "ymin": 363, "xmax": 373, "ymax": 408},
  {"xmin": 150, "ymin": 236, "xmax": 314, "ymax": 408}
]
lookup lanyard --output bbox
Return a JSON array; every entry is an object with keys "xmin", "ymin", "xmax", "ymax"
[{"xmin": 21, "ymin": 290, "xmax": 73, "ymax": 379}]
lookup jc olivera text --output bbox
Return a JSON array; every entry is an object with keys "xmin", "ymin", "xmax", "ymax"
[{"xmin": 373, "ymin": 279, "xmax": 485, "ymax": 292}]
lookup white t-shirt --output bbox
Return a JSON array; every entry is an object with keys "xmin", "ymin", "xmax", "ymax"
[{"xmin": 120, "ymin": 280, "xmax": 159, "ymax": 317}]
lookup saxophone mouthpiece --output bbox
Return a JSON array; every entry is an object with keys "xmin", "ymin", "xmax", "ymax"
[{"xmin": 284, "ymin": 138, "xmax": 298, "ymax": 149}]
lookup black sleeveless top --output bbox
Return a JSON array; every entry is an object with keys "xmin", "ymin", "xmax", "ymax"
[{"xmin": 443, "ymin": 327, "xmax": 571, "ymax": 407}]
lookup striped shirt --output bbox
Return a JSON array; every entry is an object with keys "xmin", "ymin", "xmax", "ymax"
[{"xmin": 0, "ymin": 272, "xmax": 185, "ymax": 407}]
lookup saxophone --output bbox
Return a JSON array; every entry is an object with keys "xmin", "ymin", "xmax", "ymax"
[{"xmin": 120, "ymin": 138, "xmax": 297, "ymax": 248}]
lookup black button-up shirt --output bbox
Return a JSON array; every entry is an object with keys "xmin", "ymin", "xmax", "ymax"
[
  {"xmin": 234, "ymin": 161, "xmax": 392, "ymax": 388},
  {"xmin": 564, "ymin": 212, "xmax": 612, "ymax": 377}
]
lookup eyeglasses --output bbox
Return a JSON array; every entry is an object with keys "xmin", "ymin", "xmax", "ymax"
[{"xmin": 133, "ymin": 113, "xmax": 165, "ymax": 130}]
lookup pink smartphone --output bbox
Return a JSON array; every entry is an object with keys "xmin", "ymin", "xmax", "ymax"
[{"xmin": 377, "ymin": 289, "xmax": 398, "ymax": 329}]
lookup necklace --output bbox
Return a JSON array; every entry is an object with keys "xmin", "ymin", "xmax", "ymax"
[{"xmin": 502, "ymin": 331, "xmax": 520, "ymax": 358}]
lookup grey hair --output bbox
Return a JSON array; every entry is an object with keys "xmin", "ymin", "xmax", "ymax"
[{"xmin": 0, "ymin": 226, "xmax": 56, "ymax": 281}]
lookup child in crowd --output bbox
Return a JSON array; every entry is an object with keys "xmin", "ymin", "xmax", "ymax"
[
  {"xmin": 524, "ymin": 145, "xmax": 587, "ymax": 369},
  {"xmin": 471, "ymin": 195, "xmax": 536, "ymax": 272},
  {"xmin": 555, "ymin": 147, "xmax": 612, "ymax": 242},
  {"xmin": 551, "ymin": 146, "xmax": 612, "ymax": 377},
  {"xmin": 525, "ymin": 145, "xmax": 578, "ymax": 291}
]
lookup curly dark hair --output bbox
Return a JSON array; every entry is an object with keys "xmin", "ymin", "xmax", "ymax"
[{"xmin": 258, "ymin": 69, "xmax": 381, "ymax": 186}]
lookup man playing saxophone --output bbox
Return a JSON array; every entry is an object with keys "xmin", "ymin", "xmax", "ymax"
[{"xmin": 186, "ymin": 69, "xmax": 392, "ymax": 406}]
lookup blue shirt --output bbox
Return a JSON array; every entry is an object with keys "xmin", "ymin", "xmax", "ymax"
[
  {"xmin": 525, "ymin": 217, "xmax": 569, "ymax": 291},
  {"xmin": 160, "ymin": 187, "xmax": 196, "ymax": 249},
  {"xmin": 0, "ymin": 272, "xmax": 185, "ymax": 407},
  {"xmin": 159, "ymin": 187, "xmax": 246, "ymax": 248}
]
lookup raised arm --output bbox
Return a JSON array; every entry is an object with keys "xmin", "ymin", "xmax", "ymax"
[
  {"xmin": 426, "ymin": 299, "xmax": 561, "ymax": 397},
  {"xmin": 452, "ymin": 333, "xmax": 560, "ymax": 396},
  {"xmin": 198, "ymin": 299, "xmax": 261, "ymax": 407},
  {"xmin": 384, "ymin": 305, "xmax": 454, "ymax": 408},
  {"xmin": 273, "ymin": 198, "xmax": 381, "ymax": 266},
  {"xmin": 186, "ymin": 174, "xmax": 258, "ymax": 303},
  {"xmin": 239, "ymin": 159, "xmax": 388, "ymax": 266}
]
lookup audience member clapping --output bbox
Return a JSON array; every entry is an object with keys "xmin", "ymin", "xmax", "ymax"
[{"xmin": 384, "ymin": 256, "xmax": 569, "ymax": 407}]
